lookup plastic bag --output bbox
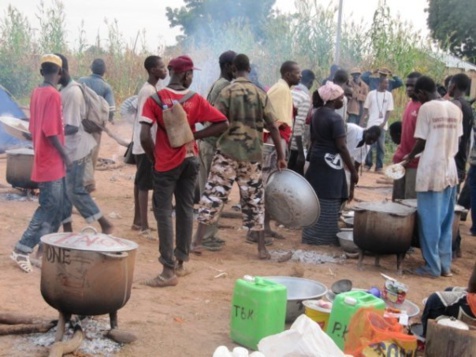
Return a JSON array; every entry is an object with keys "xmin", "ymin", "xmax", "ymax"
[
  {"xmin": 258, "ymin": 314, "xmax": 346, "ymax": 357},
  {"xmin": 344, "ymin": 308, "xmax": 416, "ymax": 357}
]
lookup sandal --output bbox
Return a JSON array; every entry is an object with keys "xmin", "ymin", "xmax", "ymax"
[
  {"xmin": 190, "ymin": 244, "xmax": 203, "ymax": 255},
  {"xmin": 246, "ymin": 237, "xmax": 274, "ymax": 246},
  {"xmin": 10, "ymin": 251, "xmax": 33, "ymax": 273},
  {"xmin": 175, "ymin": 266, "xmax": 191, "ymax": 277},
  {"xmin": 201, "ymin": 240, "xmax": 224, "ymax": 251},
  {"xmin": 139, "ymin": 229, "xmax": 157, "ymax": 240},
  {"xmin": 405, "ymin": 267, "xmax": 438, "ymax": 279},
  {"xmin": 141, "ymin": 274, "xmax": 178, "ymax": 288}
]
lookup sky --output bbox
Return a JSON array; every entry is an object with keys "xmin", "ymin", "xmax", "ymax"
[{"xmin": 1, "ymin": 0, "xmax": 429, "ymax": 52}]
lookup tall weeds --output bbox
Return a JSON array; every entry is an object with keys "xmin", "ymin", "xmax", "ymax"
[{"xmin": 0, "ymin": 0, "xmax": 452, "ymax": 109}]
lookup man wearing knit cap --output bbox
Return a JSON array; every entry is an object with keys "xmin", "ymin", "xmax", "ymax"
[
  {"xmin": 11, "ymin": 54, "xmax": 70, "ymax": 273},
  {"xmin": 79, "ymin": 58, "xmax": 116, "ymax": 193},
  {"xmin": 140, "ymin": 55, "xmax": 229, "ymax": 287},
  {"xmin": 197, "ymin": 50, "xmax": 236, "ymax": 251}
]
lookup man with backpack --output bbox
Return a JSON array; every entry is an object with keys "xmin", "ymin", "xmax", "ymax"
[
  {"xmin": 139, "ymin": 55, "xmax": 229, "ymax": 287},
  {"xmin": 79, "ymin": 58, "xmax": 116, "ymax": 193},
  {"xmin": 56, "ymin": 53, "xmax": 113, "ymax": 234}
]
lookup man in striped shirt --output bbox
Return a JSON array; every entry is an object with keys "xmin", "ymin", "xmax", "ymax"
[{"xmin": 289, "ymin": 69, "xmax": 314, "ymax": 175}]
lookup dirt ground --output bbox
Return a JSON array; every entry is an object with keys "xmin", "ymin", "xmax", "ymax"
[{"xmin": 0, "ymin": 121, "xmax": 474, "ymax": 357}]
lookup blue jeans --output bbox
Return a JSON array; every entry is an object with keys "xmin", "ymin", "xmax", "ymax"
[
  {"xmin": 63, "ymin": 156, "xmax": 102, "ymax": 223},
  {"xmin": 15, "ymin": 178, "xmax": 66, "ymax": 254},
  {"xmin": 153, "ymin": 157, "xmax": 200, "ymax": 269},
  {"xmin": 365, "ymin": 129, "xmax": 385, "ymax": 169},
  {"xmin": 468, "ymin": 165, "xmax": 476, "ymax": 234},
  {"xmin": 417, "ymin": 186, "xmax": 456, "ymax": 276},
  {"xmin": 347, "ymin": 114, "xmax": 361, "ymax": 125}
]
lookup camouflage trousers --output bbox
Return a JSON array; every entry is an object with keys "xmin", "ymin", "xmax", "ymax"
[{"xmin": 198, "ymin": 151, "xmax": 264, "ymax": 231}]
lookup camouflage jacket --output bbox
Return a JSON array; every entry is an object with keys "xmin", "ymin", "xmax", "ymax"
[{"xmin": 215, "ymin": 77, "xmax": 277, "ymax": 162}]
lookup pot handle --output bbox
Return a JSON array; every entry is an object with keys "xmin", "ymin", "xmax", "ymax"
[
  {"xmin": 100, "ymin": 252, "xmax": 129, "ymax": 259},
  {"xmin": 81, "ymin": 226, "xmax": 98, "ymax": 234}
]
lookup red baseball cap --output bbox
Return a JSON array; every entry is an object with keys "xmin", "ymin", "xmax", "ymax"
[{"xmin": 168, "ymin": 55, "xmax": 200, "ymax": 73}]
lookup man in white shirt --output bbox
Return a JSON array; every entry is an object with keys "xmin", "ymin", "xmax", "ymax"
[
  {"xmin": 345, "ymin": 123, "xmax": 381, "ymax": 199},
  {"xmin": 56, "ymin": 53, "xmax": 113, "ymax": 234},
  {"xmin": 404, "ymin": 76, "xmax": 463, "ymax": 278},
  {"xmin": 362, "ymin": 77, "xmax": 394, "ymax": 172},
  {"xmin": 131, "ymin": 56, "xmax": 167, "ymax": 235}
]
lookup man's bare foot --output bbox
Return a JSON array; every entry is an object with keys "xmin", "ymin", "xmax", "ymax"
[
  {"xmin": 99, "ymin": 217, "xmax": 114, "ymax": 234},
  {"xmin": 258, "ymin": 249, "xmax": 271, "ymax": 260}
]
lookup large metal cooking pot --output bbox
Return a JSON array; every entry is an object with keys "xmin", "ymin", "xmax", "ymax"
[
  {"xmin": 265, "ymin": 169, "xmax": 320, "ymax": 228},
  {"xmin": 5, "ymin": 148, "xmax": 38, "ymax": 189},
  {"xmin": 40, "ymin": 227, "xmax": 138, "ymax": 316},
  {"xmin": 398, "ymin": 199, "xmax": 463, "ymax": 247},
  {"xmin": 353, "ymin": 202, "xmax": 416, "ymax": 254}
]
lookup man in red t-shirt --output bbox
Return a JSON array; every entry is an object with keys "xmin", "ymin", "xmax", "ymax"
[
  {"xmin": 392, "ymin": 72, "xmax": 422, "ymax": 200},
  {"xmin": 11, "ymin": 54, "xmax": 70, "ymax": 273},
  {"xmin": 140, "ymin": 55, "xmax": 229, "ymax": 287}
]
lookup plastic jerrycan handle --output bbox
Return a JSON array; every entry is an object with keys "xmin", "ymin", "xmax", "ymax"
[
  {"xmin": 344, "ymin": 296, "xmax": 357, "ymax": 306},
  {"xmin": 243, "ymin": 275, "xmax": 267, "ymax": 286}
]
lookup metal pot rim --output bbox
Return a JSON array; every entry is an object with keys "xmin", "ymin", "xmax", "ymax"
[{"xmin": 41, "ymin": 227, "xmax": 138, "ymax": 252}]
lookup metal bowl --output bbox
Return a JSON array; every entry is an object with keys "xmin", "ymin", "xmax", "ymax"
[
  {"xmin": 336, "ymin": 231, "xmax": 359, "ymax": 253},
  {"xmin": 331, "ymin": 279, "xmax": 353, "ymax": 294},
  {"xmin": 264, "ymin": 276, "xmax": 327, "ymax": 323},
  {"xmin": 265, "ymin": 169, "xmax": 320, "ymax": 228}
]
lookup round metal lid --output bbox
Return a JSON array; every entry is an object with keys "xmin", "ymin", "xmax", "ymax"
[
  {"xmin": 354, "ymin": 201, "xmax": 416, "ymax": 216},
  {"xmin": 40, "ymin": 227, "xmax": 138, "ymax": 252}
]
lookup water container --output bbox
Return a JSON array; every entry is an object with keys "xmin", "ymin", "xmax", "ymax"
[
  {"xmin": 326, "ymin": 290, "xmax": 386, "ymax": 350},
  {"xmin": 230, "ymin": 275, "xmax": 287, "ymax": 350}
]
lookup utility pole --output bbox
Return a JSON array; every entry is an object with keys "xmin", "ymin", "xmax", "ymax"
[{"xmin": 334, "ymin": 0, "xmax": 344, "ymax": 65}]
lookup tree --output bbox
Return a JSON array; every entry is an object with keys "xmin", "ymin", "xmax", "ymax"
[
  {"xmin": 166, "ymin": 0, "xmax": 276, "ymax": 44},
  {"xmin": 427, "ymin": 0, "xmax": 476, "ymax": 64}
]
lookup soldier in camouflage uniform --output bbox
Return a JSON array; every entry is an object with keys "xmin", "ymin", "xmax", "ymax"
[
  {"xmin": 192, "ymin": 54, "xmax": 287, "ymax": 260},
  {"xmin": 196, "ymin": 50, "xmax": 236, "ymax": 250}
]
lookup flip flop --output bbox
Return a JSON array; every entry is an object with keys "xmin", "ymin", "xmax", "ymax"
[
  {"xmin": 405, "ymin": 267, "xmax": 438, "ymax": 279},
  {"xmin": 10, "ymin": 251, "xmax": 33, "ymax": 273},
  {"xmin": 131, "ymin": 224, "xmax": 141, "ymax": 231},
  {"xmin": 441, "ymin": 271, "xmax": 453, "ymax": 277},
  {"xmin": 201, "ymin": 240, "xmax": 224, "ymax": 251},
  {"xmin": 141, "ymin": 274, "xmax": 178, "ymax": 288},
  {"xmin": 190, "ymin": 244, "xmax": 203, "ymax": 255},
  {"xmin": 246, "ymin": 237, "xmax": 274, "ymax": 246},
  {"xmin": 175, "ymin": 266, "xmax": 192, "ymax": 277}
]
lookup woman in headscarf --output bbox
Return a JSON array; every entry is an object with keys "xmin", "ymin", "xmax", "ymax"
[{"xmin": 302, "ymin": 82, "xmax": 359, "ymax": 245}]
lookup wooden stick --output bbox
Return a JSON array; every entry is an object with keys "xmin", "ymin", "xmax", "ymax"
[{"xmin": 0, "ymin": 321, "xmax": 56, "ymax": 335}]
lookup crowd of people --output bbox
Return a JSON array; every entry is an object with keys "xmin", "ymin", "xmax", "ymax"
[{"xmin": 8, "ymin": 51, "xmax": 475, "ymax": 328}]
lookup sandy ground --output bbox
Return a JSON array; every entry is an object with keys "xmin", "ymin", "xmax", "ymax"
[{"xmin": 0, "ymin": 121, "xmax": 474, "ymax": 357}]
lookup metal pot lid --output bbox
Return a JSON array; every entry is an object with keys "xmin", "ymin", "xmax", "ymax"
[
  {"xmin": 41, "ymin": 227, "xmax": 138, "ymax": 252},
  {"xmin": 354, "ymin": 201, "xmax": 416, "ymax": 216},
  {"xmin": 398, "ymin": 199, "xmax": 465, "ymax": 212},
  {"xmin": 6, "ymin": 148, "xmax": 34, "ymax": 155},
  {"xmin": 436, "ymin": 317, "xmax": 469, "ymax": 330}
]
